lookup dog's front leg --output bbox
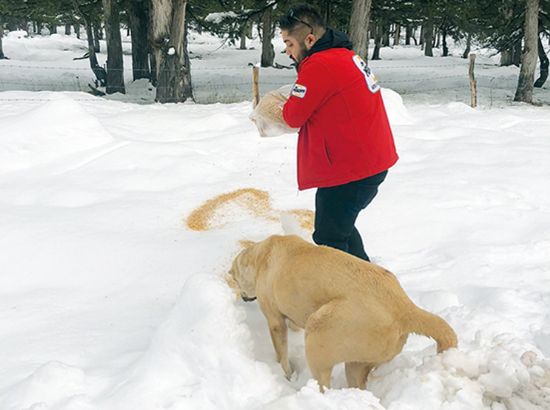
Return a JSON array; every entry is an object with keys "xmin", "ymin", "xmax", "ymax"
[
  {"xmin": 267, "ymin": 316, "xmax": 292, "ymax": 379},
  {"xmin": 259, "ymin": 299, "xmax": 292, "ymax": 379}
]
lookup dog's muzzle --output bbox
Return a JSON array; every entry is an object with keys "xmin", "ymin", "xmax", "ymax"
[{"xmin": 241, "ymin": 295, "xmax": 257, "ymax": 302}]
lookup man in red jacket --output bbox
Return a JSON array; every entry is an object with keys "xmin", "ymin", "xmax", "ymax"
[{"xmin": 279, "ymin": 4, "xmax": 398, "ymax": 262}]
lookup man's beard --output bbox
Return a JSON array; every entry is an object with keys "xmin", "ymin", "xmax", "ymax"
[{"xmin": 291, "ymin": 42, "xmax": 308, "ymax": 64}]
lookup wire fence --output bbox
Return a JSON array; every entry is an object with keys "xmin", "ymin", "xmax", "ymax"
[{"xmin": 0, "ymin": 59, "xmax": 547, "ymax": 106}]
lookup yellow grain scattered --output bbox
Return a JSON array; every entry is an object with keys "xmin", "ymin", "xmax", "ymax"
[
  {"xmin": 185, "ymin": 187, "xmax": 314, "ymax": 233},
  {"xmin": 287, "ymin": 209, "xmax": 314, "ymax": 231}
]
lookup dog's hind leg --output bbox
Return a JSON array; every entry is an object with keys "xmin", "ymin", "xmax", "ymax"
[
  {"xmin": 309, "ymin": 365, "xmax": 333, "ymax": 392},
  {"xmin": 304, "ymin": 300, "xmax": 347, "ymax": 391},
  {"xmin": 345, "ymin": 362, "xmax": 373, "ymax": 389}
]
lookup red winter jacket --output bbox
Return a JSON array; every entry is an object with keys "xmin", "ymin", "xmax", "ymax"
[{"xmin": 283, "ymin": 30, "xmax": 398, "ymax": 190}]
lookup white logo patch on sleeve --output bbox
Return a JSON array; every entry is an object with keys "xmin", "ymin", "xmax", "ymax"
[
  {"xmin": 352, "ymin": 55, "xmax": 380, "ymax": 94},
  {"xmin": 291, "ymin": 83, "xmax": 307, "ymax": 98}
]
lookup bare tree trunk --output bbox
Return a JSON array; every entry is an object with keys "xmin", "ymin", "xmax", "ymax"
[
  {"xmin": 514, "ymin": 0, "xmax": 539, "ymax": 103},
  {"xmin": 103, "ymin": 0, "xmax": 126, "ymax": 94},
  {"xmin": 405, "ymin": 25, "xmax": 412, "ymax": 45},
  {"xmin": 147, "ymin": 7, "xmax": 158, "ymax": 87},
  {"xmin": 93, "ymin": 22, "xmax": 101, "ymax": 52},
  {"xmin": 371, "ymin": 23, "xmax": 382, "ymax": 60},
  {"xmin": 74, "ymin": 23, "xmax": 81, "ymax": 38},
  {"xmin": 72, "ymin": 1, "xmax": 106, "ymax": 86},
  {"xmin": 462, "ymin": 32, "xmax": 471, "ymax": 58},
  {"xmin": 513, "ymin": 39, "xmax": 522, "ymax": 66},
  {"xmin": 97, "ymin": 23, "xmax": 104, "ymax": 39},
  {"xmin": 534, "ymin": 35, "xmax": 549, "ymax": 87},
  {"xmin": 128, "ymin": 0, "xmax": 151, "ymax": 80},
  {"xmin": 151, "ymin": 0, "xmax": 192, "ymax": 103},
  {"xmin": 50, "ymin": 23, "xmax": 57, "ymax": 34},
  {"xmin": 65, "ymin": 23, "xmax": 71, "ymax": 35},
  {"xmin": 148, "ymin": 9, "xmax": 157, "ymax": 85},
  {"xmin": 0, "ymin": 16, "xmax": 6, "ymax": 60},
  {"xmin": 348, "ymin": 0, "xmax": 372, "ymax": 59},
  {"xmin": 499, "ymin": 4, "xmax": 515, "ymax": 66},
  {"xmin": 394, "ymin": 23, "xmax": 400, "ymax": 46},
  {"xmin": 181, "ymin": 20, "xmax": 193, "ymax": 99},
  {"xmin": 149, "ymin": 51, "xmax": 157, "ymax": 85},
  {"xmin": 260, "ymin": 6, "xmax": 275, "ymax": 67},
  {"xmin": 323, "ymin": 0, "xmax": 331, "ymax": 26},
  {"xmin": 441, "ymin": 28, "xmax": 448, "ymax": 56},
  {"xmin": 382, "ymin": 25, "xmax": 390, "ymax": 47},
  {"xmin": 419, "ymin": 25, "xmax": 424, "ymax": 47},
  {"xmin": 239, "ymin": 22, "xmax": 247, "ymax": 50},
  {"xmin": 85, "ymin": 18, "xmax": 107, "ymax": 87},
  {"xmin": 501, "ymin": 49, "xmax": 513, "ymax": 65},
  {"xmin": 423, "ymin": 18, "xmax": 434, "ymax": 57},
  {"xmin": 85, "ymin": 22, "xmax": 99, "ymax": 67}
]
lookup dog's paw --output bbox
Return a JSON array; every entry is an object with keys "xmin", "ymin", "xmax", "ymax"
[
  {"xmin": 284, "ymin": 360, "xmax": 299, "ymax": 382},
  {"xmin": 282, "ymin": 363, "xmax": 294, "ymax": 380},
  {"xmin": 287, "ymin": 369, "xmax": 299, "ymax": 382}
]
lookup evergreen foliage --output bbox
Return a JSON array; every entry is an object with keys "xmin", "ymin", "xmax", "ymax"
[{"xmin": 1, "ymin": 0, "xmax": 549, "ymax": 101}]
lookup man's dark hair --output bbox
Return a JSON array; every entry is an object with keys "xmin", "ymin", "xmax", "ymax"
[{"xmin": 278, "ymin": 4, "xmax": 326, "ymax": 34}]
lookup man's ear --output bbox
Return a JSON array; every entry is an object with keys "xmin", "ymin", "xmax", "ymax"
[{"xmin": 305, "ymin": 34, "xmax": 317, "ymax": 49}]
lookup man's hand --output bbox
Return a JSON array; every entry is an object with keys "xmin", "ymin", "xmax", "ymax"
[{"xmin": 250, "ymin": 89, "xmax": 297, "ymax": 137}]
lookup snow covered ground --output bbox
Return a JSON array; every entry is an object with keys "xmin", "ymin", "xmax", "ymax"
[{"xmin": 1, "ymin": 29, "xmax": 550, "ymax": 410}]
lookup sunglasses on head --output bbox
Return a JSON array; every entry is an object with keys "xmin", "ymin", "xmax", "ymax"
[{"xmin": 288, "ymin": 9, "xmax": 314, "ymax": 34}]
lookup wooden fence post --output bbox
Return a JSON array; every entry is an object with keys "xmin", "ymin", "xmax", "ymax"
[
  {"xmin": 469, "ymin": 53, "xmax": 477, "ymax": 108},
  {"xmin": 252, "ymin": 65, "xmax": 260, "ymax": 107}
]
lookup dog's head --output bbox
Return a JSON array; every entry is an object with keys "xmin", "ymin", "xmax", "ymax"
[{"xmin": 227, "ymin": 242, "xmax": 259, "ymax": 302}]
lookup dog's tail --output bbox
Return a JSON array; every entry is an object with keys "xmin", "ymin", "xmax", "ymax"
[{"xmin": 404, "ymin": 307, "xmax": 458, "ymax": 353}]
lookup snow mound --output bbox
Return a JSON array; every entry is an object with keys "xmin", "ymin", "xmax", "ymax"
[
  {"xmin": 3, "ymin": 32, "xmax": 87, "ymax": 60},
  {"xmin": 3, "ymin": 361, "xmax": 86, "ymax": 410},
  {"xmin": 6, "ymin": 30, "xmax": 29, "ymax": 39},
  {"xmin": 0, "ymin": 94, "xmax": 113, "ymax": 173},
  {"xmin": 381, "ymin": 88, "xmax": 414, "ymax": 126},
  {"xmin": 98, "ymin": 274, "xmax": 283, "ymax": 410},
  {"xmin": 445, "ymin": 101, "xmax": 477, "ymax": 114},
  {"xmin": 368, "ymin": 336, "xmax": 550, "ymax": 409},
  {"xmin": 265, "ymin": 380, "xmax": 385, "ymax": 409}
]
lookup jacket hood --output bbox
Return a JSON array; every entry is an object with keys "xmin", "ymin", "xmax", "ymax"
[{"xmin": 306, "ymin": 28, "xmax": 354, "ymax": 57}]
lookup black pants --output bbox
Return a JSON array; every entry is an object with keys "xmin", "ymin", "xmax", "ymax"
[{"xmin": 312, "ymin": 170, "xmax": 388, "ymax": 261}]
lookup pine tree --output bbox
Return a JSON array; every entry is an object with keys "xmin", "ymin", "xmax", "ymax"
[
  {"xmin": 127, "ymin": 0, "xmax": 151, "ymax": 80},
  {"xmin": 103, "ymin": 0, "xmax": 125, "ymax": 94},
  {"xmin": 0, "ymin": 15, "xmax": 5, "ymax": 59}
]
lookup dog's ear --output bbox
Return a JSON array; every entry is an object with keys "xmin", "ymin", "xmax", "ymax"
[
  {"xmin": 225, "ymin": 272, "xmax": 241, "ymax": 300},
  {"xmin": 225, "ymin": 272, "xmax": 238, "ymax": 290},
  {"xmin": 239, "ymin": 239, "xmax": 256, "ymax": 249}
]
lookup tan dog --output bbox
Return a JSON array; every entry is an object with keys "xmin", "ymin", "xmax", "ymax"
[{"xmin": 227, "ymin": 235, "xmax": 458, "ymax": 391}]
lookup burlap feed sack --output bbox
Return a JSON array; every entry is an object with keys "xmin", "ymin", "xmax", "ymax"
[{"xmin": 250, "ymin": 85, "xmax": 298, "ymax": 137}]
